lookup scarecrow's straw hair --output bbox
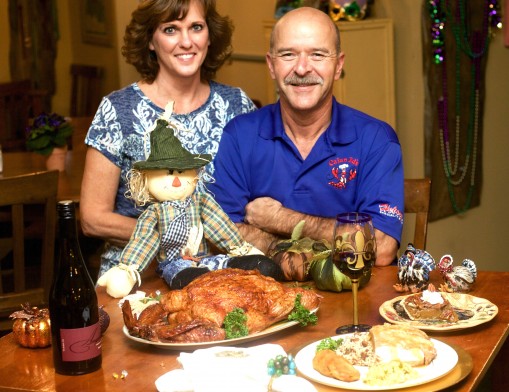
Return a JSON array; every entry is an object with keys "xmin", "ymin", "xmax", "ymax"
[{"xmin": 125, "ymin": 169, "xmax": 152, "ymax": 206}]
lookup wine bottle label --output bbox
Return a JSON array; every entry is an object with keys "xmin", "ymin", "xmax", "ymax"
[{"xmin": 59, "ymin": 323, "xmax": 102, "ymax": 362}]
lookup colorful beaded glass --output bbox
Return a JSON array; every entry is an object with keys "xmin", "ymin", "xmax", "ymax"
[{"xmin": 267, "ymin": 354, "xmax": 296, "ymax": 377}]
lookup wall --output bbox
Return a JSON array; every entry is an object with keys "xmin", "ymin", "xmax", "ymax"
[
  {"xmin": 114, "ymin": 0, "xmax": 139, "ymax": 86},
  {"xmin": 0, "ymin": 0, "xmax": 121, "ymax": 115},
  {"xmin": 214, "ymin": 0, "xmax": 275, "ymax": 105},
  {"xmin": 64, "ymin": 0, "xmax": 121, "ymax": 114},
  {"xmin": 53, "ymin": 0, "xmax": 73, "ymax": 115},
  {"xmin": 1, "ymin": 0, "xmax": 508, "ymax": 271}
]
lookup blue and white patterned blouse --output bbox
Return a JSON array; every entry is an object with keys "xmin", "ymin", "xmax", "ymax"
[{"xmin": 85, "ymin": 81, "xmax": 257, "ymax": 272}]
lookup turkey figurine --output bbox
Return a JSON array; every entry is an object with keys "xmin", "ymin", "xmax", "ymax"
[
  {"xmin": 394, "ymin": 243, "xmax": 435, "ymax": 293},
  {"xmin": 438, "ymin": 255, "xmax": 477, "ymax": 292}
]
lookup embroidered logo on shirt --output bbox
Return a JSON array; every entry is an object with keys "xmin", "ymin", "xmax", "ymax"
[
  {"xmin": 328, "ymin": 157, "xmax": 358, "ymax": 189},
  {"xmin": 379, "ymin": 204, "xmax": 404, "ymax": 224}
]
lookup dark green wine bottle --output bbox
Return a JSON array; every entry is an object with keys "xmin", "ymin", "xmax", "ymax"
[{"xmin": 49, "ymin": 200, "xmax": 102, "ymax": 375}]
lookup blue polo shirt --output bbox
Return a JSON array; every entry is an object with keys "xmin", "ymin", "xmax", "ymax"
[{"xmin": 209, "ymin": 99, "xmax": 404, "ymax": 243}]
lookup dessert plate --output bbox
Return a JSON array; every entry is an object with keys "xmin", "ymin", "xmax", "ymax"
[
  {"xmin": 379, "ymin": 292, "xmax": 498, "ymax": 331},
  {"xmin": 295, "ymin": 335, "xmax": 457, "ymax": 390}
]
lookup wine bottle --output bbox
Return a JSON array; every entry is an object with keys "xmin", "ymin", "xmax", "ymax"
[{"xmin": 49, "ymin": 200, "xmax": 102, "ymax": 375}]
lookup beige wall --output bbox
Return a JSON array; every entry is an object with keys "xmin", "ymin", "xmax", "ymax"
[{"xmin": 1, "ymin": 0, "xmax": 508, "ymax": 271}]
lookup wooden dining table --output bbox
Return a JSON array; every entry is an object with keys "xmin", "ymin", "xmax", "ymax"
[{"xmin": 0, "ymin": 265, "xmax": 507, "ymax": 391}]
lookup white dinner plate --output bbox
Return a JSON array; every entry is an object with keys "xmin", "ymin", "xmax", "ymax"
[
  {"xmin": 294, "ymin": 335, "xmax": 458, "ymax": 391},
  {"xmin": 379, "ymin": 292, "xmax": 498, "ymax": 331},
  {"xmin": 123, "ymin": 307, "xmax": 318, "ymax": 350}
]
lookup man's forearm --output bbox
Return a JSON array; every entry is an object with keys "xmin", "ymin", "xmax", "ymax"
[
  {"xmin": 258, "ymin": 204, "xmax": 335, "ymax": 243},
  {"xmin": 236, "ymin": 223, "xmax": 281, "ymax": 254},
  {"xmin": 243, "ymin": 197, "xmax": 398, "ymax": 265},
  {"xmin": 249, "ymin": 205, "xmax": 397, "ymax": 266}
]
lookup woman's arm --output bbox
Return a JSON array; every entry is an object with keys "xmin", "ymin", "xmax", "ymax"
[{"xmin": 80, "ymin": 148, "xmax": 137, "ymax": 246}]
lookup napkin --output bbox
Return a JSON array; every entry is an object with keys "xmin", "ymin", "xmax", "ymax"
[
  {"xmin": 179, "ymin": 344, "xmax": 284, "ymax": 391},
  {"xmin": 155, "ymin": 344, "xmax": 317, "ymax": 392}
]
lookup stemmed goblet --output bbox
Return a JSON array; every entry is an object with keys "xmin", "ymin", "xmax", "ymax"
[{"xmin": 332, "ymin": 212, "xmax": 377, "ymax": 334}]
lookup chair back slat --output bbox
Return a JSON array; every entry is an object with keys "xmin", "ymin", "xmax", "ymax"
[
  {"xmin": 0, "ymin": 80, "xmax": 47, "ymax": 151},
  {"xmin": 0, "ymin": 170, "xmax": 58, "ymax": 328},
  {"xmin": 404, "ymin": 178, "xmax": 431, "ymax": 250},
  {"xmin": 70, "ymin": 64, "xmax": 103, "ymax": 117}
]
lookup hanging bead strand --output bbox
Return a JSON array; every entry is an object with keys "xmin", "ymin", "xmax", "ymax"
[{"xmin": 431, "ymin": 0, "xmax": 501, "ymax": 214}]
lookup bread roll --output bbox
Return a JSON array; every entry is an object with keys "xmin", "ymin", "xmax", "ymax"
[{"xmin": 369, "ymin": 324, "xmax": 437, "ymax": 366}]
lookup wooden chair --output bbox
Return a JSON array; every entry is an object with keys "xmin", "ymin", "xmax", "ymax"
[
  {"xmin": 68, "ymin": 115, "xmax": 93, "ymax": 154},
  {"xmin": 0, "ymin": 171, "xmax": 58, "ymax": 330},
  {"xmin": 404, "ymin": 178, "xmax": 432, "ymax": 250},
  {"xmin": 70, "ymin": 64, "xmax": 103, "ymax": 117},
  {"xmin": 0, "ymin": 80, "xmax": 47, "ymax": 152}
]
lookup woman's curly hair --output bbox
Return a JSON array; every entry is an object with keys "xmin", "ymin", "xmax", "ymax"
[{"xmin": 122, "ymin": 0, "xmax": 233, "ymax": 83}]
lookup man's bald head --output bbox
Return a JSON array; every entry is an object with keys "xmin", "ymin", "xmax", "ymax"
[{"xmin": 270, "ymin": 7, "xmax": 341, "ymax": 54}]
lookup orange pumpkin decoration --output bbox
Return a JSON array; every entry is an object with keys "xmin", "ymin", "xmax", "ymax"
[{"xmin": 10, "ymin": 304, "xmax": 51, "ymax": 348}]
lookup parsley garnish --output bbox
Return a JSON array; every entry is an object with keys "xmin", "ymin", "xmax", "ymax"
[
  {"xmin": 287, "ymin": 294, "xmax": 318, "ymax": 326},
  {"xmin": 316, "ymin": 337, "xmax": 343, "ymax": 352},
  {"xmin": 223, "ymin": 308, "xmax": 249, "ymax": 339}
]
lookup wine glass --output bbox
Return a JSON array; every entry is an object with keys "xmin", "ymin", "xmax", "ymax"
[{"xmin": 332, "ymin": 212, "xmax": 377, "ymax": 334}]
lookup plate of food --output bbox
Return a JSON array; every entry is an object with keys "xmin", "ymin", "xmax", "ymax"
[
  {"xmin": 294, "ymin": 324, "xmax": 458, "ymax": 390},
  {"xmin": 379, "ymin": 289, "xmax": 498, "ymax": 331},
  {"xmin": 120, "ymin": 269, "xmax": 321, "ymax": 350}
]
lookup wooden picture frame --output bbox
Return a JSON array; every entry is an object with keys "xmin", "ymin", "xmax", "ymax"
[{"xmin": 80, "ymin": 0, "xmax": 114, "ymax": 47}]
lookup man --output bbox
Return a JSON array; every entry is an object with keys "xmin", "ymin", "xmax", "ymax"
[{"xmin": 209, "ymin": 7, "xmax": 404, "ymax": 266}]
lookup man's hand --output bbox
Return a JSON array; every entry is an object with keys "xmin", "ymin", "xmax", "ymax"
[{"xmin": 244, "ymin": 197, "xmax": 283, "ymax": 229}]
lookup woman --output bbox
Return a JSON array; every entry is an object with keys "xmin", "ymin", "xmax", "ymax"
[{"xmin": 80, "ymin": 0, "xmax": 257, "ymax": 278}]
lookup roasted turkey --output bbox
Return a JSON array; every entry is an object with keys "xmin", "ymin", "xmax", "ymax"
[{"xmin": 122, "ymin": 268, "xmax": 321, "ymax": 343}]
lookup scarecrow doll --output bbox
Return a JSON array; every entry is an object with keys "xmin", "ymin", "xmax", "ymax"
[{"xmin": 98, "ymin": 114, "xmax": 281, "ymax": 298}]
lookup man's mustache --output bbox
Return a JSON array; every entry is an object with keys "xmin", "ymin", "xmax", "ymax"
[{"xmin": 284, "ymin": 75, "xmax": 324, "ymax": 86}]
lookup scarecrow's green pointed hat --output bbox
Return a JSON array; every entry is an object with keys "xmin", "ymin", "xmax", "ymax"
[{"xmin": 133, "ymin": 119, "xmax": 211, "ymax": 171}]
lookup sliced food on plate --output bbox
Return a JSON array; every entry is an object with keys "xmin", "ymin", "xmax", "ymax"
[
  {"xmin": 379, "ymin": 283, "xmax": 498, "ymax": 331},
  {"xmin": 399, "ymin": 284, "xmax": 458, "ymax": 322},
  {"xmin": 122, "ymin": 268, "xmax": 321, "ymax": 343}
]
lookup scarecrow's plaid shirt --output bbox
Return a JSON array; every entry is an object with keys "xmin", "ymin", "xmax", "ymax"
[{"xmin": 119, "ymin": 192, "xmax": 245, "ymax": 271}]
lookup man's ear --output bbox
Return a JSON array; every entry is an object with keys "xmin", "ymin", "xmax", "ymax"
[
  {"xmin": 334, "ymin": 52, "xmax": 345, "ymax": 81},
  {"xmin": 266, "ymin": 52, "xmax": 276, "ymax": 80}
]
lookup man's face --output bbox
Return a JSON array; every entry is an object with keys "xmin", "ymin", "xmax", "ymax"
[{"xmin": 266, "ymin": 12, "xmax": 344, "ymax": 112}]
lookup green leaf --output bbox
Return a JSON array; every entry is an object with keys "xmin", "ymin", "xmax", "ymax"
[{"xmin": 291, "ymin": 220, "xmax": 306, "ymax": 242}]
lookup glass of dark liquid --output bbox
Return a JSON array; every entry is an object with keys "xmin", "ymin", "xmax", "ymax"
[{"xmin": 332, "ymin": 212, "xmax": 377, "ymax": 334}]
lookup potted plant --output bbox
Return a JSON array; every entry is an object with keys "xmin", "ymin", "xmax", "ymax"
[
  {"xmin": 26, "ymin": 112, "xmax": 73, "ymax": 155},
  {"xmin": 26, "ymin": 112, "xmax": 73, "ymax": 171}
]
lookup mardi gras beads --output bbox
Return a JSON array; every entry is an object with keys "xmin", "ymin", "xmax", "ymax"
[{"xmin": 267, "ymin": 354, "xmax": 297, "ymax": 377}]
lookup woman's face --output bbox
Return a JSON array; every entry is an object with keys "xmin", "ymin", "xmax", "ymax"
[
  {"xmin": 146, "ymin": 168, "xmax": 198, "ymax": 201},
  {"xmin": 149, "ymin": 0, "xmax": 210, "ymax": 80}
]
